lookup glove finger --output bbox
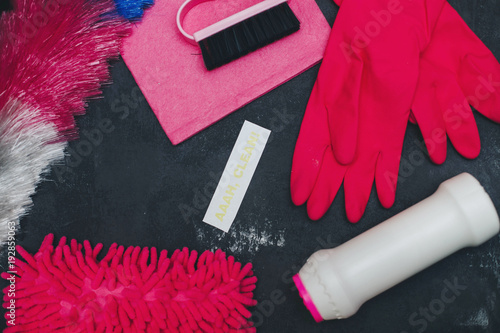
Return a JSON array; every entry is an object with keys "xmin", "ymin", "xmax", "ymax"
[
  {"xmin": 343, "ymin": 153, "xmax": 377, "ymax": 223},
  {"xmin": 291, "ymin": 84, "xmax": 331, "ymax": 206},
  {"xmin": 411, "ymin": 65, "xmax": 448, "ymax": 165},
  {"xmin": 438, "ymin": 80, "xmax": 481, "ymax": 159},
  {"xmin": 317, "ymin": 18, "xmax": 364, "ymax": 165},
  {"xmin": 375, "ymin": 151, "xmax": 401, "ymax": 209},
  {"xmin": 306, "ymin": 149, "xmax": 346, "ymax": 221},
  {"xmin": 291, "ymin": 143, "xmax": 328, "ymax": 206},
  {"xmin": 457, "ymin": 53, "xmax": 500, "ymax": 123},
  {"xmin": 325, "ymin": 56, "xmax": 363, "ymax": 165},
  {"xmin": 422, "ymin": 4, "xmax": 500, "ymax": 123},
  {"xmin": 374, "ymin": 111, "xmax": 407, "ymax": 209},
  {"xmin": 409, "ymin": 111, "xmax": 417, "ymax": 124}
]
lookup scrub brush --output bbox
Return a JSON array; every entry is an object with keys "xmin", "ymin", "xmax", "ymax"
[{"xmin": 2, "ymin": 234, "xmax": 258, "ymax": 332}]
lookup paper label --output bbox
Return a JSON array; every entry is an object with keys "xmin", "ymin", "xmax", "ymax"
[{"xmin": 203, "ymin": 121, "xmax": 271, "ymax": 232}]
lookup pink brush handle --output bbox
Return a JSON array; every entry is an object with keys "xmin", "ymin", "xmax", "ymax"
[
  {"xmin": 176, "ymin": 0, "xmax": 289, "ymax": 45},
  {"xmin": 176, "ymin": 0, "xmax": 215, "ymax": 45}
]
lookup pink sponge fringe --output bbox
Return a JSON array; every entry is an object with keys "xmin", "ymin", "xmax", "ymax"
[
  {"xmin": 2, "ymin": 234, "xmax": 258, "ymax": 332},
  {"xmin": 0, "ymin": 0, "xmax": 131, "ymax": 139}
]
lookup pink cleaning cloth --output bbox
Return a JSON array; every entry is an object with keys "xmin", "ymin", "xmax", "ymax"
[{"xmin": 122, "ymin": 0, "xmax": 330, "ymax": 145}]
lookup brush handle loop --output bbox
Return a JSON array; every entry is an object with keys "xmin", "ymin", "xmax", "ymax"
[
  {"xmin": 177, "ymin": 0, "xmax": 289, "ymax": 44},
  {"xmin": 177, "ymin": 0, "xmax": 215, "ymax": 45}
]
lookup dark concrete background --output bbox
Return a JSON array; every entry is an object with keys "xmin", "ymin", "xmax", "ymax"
[{"xmin": 1, "ymin": 0, "xmax": 500, "ymax": 332}]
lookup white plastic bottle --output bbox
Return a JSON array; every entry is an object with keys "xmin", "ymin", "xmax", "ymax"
[{"xmin": 294, "ymin": 173, "xmax": 500, "ymax": 322}]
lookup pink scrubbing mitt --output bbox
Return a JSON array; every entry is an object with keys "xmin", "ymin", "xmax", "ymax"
[{"xmin": 2, "ymin": 234, "xmax": 258, "ymax": 332}]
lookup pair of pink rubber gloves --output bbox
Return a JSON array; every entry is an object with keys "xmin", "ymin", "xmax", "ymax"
[{"xmin": 291, "ymin": 0, "xmax": 500, "ymax": 222}]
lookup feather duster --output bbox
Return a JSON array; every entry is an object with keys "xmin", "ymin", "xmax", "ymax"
[
  {"xmin": 0, "ymin": 99, "xmax": 66, "ymax": 241},
  {"xmin": 0, "ymin": 0, "xmax": 131, "ymax": 245},
  {"xmin": 114, "ymin": 0, "xmax": 154, "ymax": 21}
]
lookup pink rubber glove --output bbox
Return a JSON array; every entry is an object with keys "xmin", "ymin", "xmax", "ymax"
[
  {"xmin": 334, "ymin": 0, "xmax": 500, "ymax": 163},
  {"xmin": 318, "ymin": 0, "xmax": 444, "ymax": 166},
  {"xmin": 292, "ymin": 82, "xmax": 347, "ymax": 220},
  {"xmin": 291, "ymin": 0, "xmax": 445, "ymax": 222},
  {"xmin": 411, "ymin": 4, "xmax": 500, "ymax": 164}
]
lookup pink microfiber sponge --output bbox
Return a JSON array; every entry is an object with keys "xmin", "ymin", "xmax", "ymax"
[{"xmin": 2, "ymin": 234, "xmax": 258, "ymax": 332}]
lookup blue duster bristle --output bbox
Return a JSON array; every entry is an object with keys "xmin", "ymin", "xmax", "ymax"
[{"xmin": 114, "ymin": 0, "xmax": 154, "ymax": 21}]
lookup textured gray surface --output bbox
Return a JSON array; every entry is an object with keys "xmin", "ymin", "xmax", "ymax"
[{"xmin": 2, "ymin": 0, "xmax": 500, "ymax": 332}]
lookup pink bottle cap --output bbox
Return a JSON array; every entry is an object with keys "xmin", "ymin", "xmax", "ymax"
[{"xmin": 293, "ymin": 274, "xmax": 323, "ymax": 323}]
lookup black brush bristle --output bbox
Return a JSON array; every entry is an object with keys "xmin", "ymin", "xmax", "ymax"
[{"xmin": 198, "ymin": 3, "xmax": 300, "ymax": 70}]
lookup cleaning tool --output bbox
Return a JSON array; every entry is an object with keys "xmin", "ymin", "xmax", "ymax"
[
  {"xmin": 294, "ymin": 173, "xmax": 500, "ymax": 321},
  {"xmin": 0, "ymin": 100, "xmax": 66, "ymax": 245},
  {"xmin": 0, "ymin": 0, "xmax": 130, "ymax": 245},
  {"xmin": 114, "ymin": 0, "xmax": 154, "ymax": 21},
  {"xmin": 291, "ymin": 0, "xmax": 446, "ymax": 222},
  {"xmin": 410, "ymin": 3, "xmax": 500, "ymax": 164},
  {"xmin": 0, "ymin": 0, "xmax": 130, "ymax": 139},
  {"xmin": 331, "ymin": 0, "xmax": 500, "ymax": 165},
  {"xmin": 2, "ymin": 234, "xmax": 258, "ymax": 332},
  {"xmin": 122, "ymin": 0, "xmax": 329, "ymax": 145},
  {"xmin": 177, "ymin": 0, "xmax": 300, "ymax": 70}
]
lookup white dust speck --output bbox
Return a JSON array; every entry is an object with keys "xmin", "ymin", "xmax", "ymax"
[
  {"xmin": 461, "ymin": 308, "xmax": 489, "ymax": 329},
  {"xmin": 225, "ymin": 225, "xmax": 286, "ymax": 254},
  {"xmin": 195, "ymin": 220, "xmax": 286, "ymax": 255},
  {"xmin": 466, "ymin": 241, "xmax": 500, "ymax": 288}
]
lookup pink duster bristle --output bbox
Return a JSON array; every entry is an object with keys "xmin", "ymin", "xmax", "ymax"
[
  {"xmin": 0, "ymin": 0, "xmax": 131, "ymax": 139},
  {"xmin": 0, "ymin": 0, "xmax": 130, "ymax": 245},
  {"xmin": 2, "ymin": 234, "xmax": 258, "ymax": 332}
]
